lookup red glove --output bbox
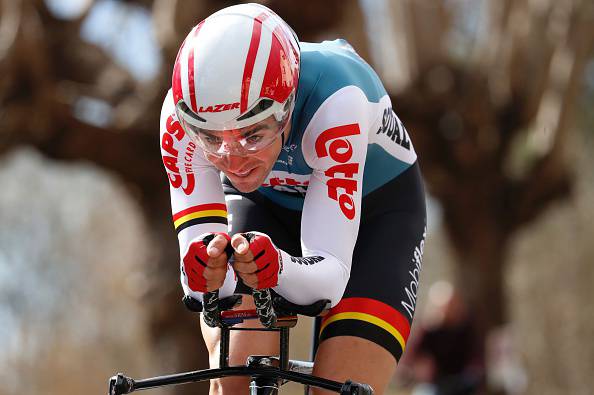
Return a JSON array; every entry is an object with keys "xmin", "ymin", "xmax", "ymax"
[
  {"xmin": 242, "ymin": 232, "xmax": 281, "ymax": 289},
  {"xmin": 183, "ymin": 232, "xmax": 231, "ymax": 292}
]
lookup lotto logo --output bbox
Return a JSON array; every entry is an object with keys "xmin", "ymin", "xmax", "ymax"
[{"xmin": 315, "ymin": 124, "xmax": 360, "ymax": 220}]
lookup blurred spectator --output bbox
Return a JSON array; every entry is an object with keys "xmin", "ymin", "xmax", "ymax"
[
  {"xmin": 405, "ymin": 281, "xmax": 485, "ymax": 395},
  {"xmin": 485, "ymin": 325, "xmax": 527, "ymax": 395}
]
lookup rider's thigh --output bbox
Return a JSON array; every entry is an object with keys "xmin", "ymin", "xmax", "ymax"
[
  {"xmin": 200, "ymin": 295, "xmax": 280, "ymax": 395},
  {"xmin": 312, "ymin": 335, "xmax": 397, "ymax": 395}
]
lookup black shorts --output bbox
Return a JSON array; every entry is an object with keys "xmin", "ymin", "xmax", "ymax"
[{"xmin": 224, "ymin": 162, "xmax": 426, "ymax": 361}]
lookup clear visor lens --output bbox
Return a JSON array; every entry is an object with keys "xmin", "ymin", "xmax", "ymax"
[{"xmin": 179, "ymin": 115, "xmax": 289, "ymax": 156}]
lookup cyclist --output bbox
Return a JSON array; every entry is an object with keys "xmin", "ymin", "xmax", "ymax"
[{"xmin": 159, "ymin": 3, "xmax": 426, "ymax": 394}]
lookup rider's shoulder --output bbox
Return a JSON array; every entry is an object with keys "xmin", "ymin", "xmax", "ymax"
[
  {"xmin": 160, "ymin": 90, "xmax": 174, "ymax": 115},
  {"xmin": 300, "ymin": 39, "xmax": 366, "ymax": 68},
  {"xmin": 300, "ymin": 40, "xmax": 380, "ymax": 86},
  {"xmin": 290, "ymin": 41, "xmax": 386, "ymax": 138},
  {"xmin": 297, "ymin": 40, "xmax": 387, "ymax": 110},
  {"xmin": 159, "ymin": 90, "xmax": 177, "ymax": 128}
]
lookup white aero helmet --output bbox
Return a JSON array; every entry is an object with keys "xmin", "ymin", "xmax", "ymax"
[{"xmin": 172, "ymin": 3, "xmax": 300, "ymax": 141}]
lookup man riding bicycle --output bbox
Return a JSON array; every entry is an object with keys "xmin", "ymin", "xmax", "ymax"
[{"xmin": 159, "ymin": 3, "xmax": 426, "ymax": 394}]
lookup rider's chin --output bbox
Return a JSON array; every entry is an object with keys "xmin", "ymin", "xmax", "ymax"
[{"xmin": 229, "ymin": 172, "xmax": 261, "ymax": 192}]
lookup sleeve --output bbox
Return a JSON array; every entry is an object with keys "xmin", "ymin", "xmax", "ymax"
[
  {"xmin": 159, "ymin": 90, "xmax": 237, "ymax": 302},
  {"xmin": 272, "ymin": 86, "xmax": 374, "ymax": 307}
]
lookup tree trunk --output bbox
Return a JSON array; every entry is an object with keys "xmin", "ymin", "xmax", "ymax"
[
  {"xmin": 444, "ymin": 201, "xmax": 510, "ymax": 395},
  {"xmin": 453, "ymin": 228, "xmax": 508, "ymax": 339}
]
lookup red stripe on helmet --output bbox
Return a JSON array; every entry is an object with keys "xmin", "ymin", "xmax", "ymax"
[
  {"xmin": 260, "ymin": 25, "xmax": 296, "ymax": 103},
  {"xmin": 187, "ymin": 23, "xmax": 203, "ymax": 113},
  {"xmin": 172, "ymin": 39, "xmax": 186, "ymax": 106},
  {"xmin": 240, "ymin": 13, "xmax": 269, "ymax": 114}
]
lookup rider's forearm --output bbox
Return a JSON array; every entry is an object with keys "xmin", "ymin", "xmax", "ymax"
[{"xmin": 274, "ymin": 249, "xmax": 350, "ymax": 307}]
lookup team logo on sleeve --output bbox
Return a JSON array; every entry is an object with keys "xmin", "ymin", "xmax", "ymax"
[
  {"xmin": 377, "ymin": 107, "xmax": 410, "ymax": 150},
  {"xmin": 315, "ymin": 124, "xmax": 361, "ymax": 220},
  {"xmin": 161, "ymin": 115, "xmax": 196, "ymax": 195}
]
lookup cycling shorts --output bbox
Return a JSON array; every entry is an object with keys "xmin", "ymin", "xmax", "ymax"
[{"xmin": 224, "ymin": 162, "xmax": 426, "ymax": 361}]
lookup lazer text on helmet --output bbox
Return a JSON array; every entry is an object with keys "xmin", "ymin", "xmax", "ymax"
[{"xmin": 197, "ymin": 102, "xmax": 240, "ymax": 113}]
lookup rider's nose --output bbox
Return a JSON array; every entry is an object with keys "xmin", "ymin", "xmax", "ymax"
[{"xmin": 220, "ymin": 153, "xmax": 246, "ymax": 172}]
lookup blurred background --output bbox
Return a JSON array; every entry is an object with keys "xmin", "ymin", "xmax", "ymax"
[{"xmin": 1, "ymin": 0, "xmax": 593, "ymax": 394}]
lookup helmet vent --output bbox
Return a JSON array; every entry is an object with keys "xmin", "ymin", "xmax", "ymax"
[
  {"xmin": 237, "ymin": 98, "xmax": 274, "ymax": 121},
  {"xmin": 178, "ymin": 100, "xmax": 207, "ymax": 123}
]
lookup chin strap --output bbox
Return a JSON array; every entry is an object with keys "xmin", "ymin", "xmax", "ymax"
[
  {"xmin": 280, "ymin": 116, "xmax": 291, "ymax": 148},
  {"xmin": 280, "ymin": 107, "xmax": 293, "ymax": 148}
]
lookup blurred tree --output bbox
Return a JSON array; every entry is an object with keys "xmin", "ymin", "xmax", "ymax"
[
  {"xmin": 384, "ymin": 2, "xmax": 594, "ymax": 393},
  {"xmin": 2, "ymin": 0, "xmax": 592, "ymax": 394},
  {"xmin": 0, "ymin": 148, "xmax": 154, "ymax": 395}
]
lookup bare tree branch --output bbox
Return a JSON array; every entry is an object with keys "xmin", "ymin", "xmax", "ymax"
[{"xmin": 0, "ymin": 0, "xmax": 22, "ymax": 61}]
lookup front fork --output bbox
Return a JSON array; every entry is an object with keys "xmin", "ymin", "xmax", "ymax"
[{"xmin": 247, "ymin": 356, "xmax": 280, "ymax": 395}]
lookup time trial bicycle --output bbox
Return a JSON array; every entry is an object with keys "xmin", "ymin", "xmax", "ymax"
[{"xmin": 108, "ymin": 289, "xmax": 374, "ymax": 394}]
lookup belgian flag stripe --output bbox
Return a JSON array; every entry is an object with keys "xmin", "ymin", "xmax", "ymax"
[
  {"xmin": 172, "ymin": 203, "xmax": 227, "ymax": 221},
  {"xmin": 322, "ymin": 297, "xmax": 411, "ymax": 341},
  {"xmin": 172, "ymin": 203, "xmax": 227, "ymax": 233},
  {"xmin": 175, "ymin": 216, "xmax": 228, "ymax": 234},
  {"xmin": 319, "ymin": 319, "xmax": 404, "ymax": 361},
  {"xmin": 321, "ymin": 312, "xmax": 406, "ymax": 352},
  {"xmin": 173, "ymin": 210, "xmax": 228, "ymax": 229}
]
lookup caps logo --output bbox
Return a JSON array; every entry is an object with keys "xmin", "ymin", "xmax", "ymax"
[{"xmin": 161, "ymin": 114, "xmax": 196, "ymax": 195}]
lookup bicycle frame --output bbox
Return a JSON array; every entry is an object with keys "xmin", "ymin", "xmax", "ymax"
[{"xmin": 108, "ymin": 291, "xmax": 373, "ymax": 394}]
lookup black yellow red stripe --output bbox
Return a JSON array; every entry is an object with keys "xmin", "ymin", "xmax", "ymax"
[
  {"xmin": 320, "ymin": 297, "xmax": 411, "ymax": 360},
  {"xmin": 173, "ymin": 203, "xmax": 227, "ymax": 233}
]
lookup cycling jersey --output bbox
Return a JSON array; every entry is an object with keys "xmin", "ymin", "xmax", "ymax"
[
  {"xmin": 224, "ymin": 164, "xmax": 426, "ymax": 361},
  {"xmin": 159, "ymin": 39, "xmax": 418, "ymax": 307}
]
